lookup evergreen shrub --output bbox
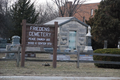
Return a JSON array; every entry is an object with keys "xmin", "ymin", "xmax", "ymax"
[{"xmin": 93, "ymin": 48, "xmax": 120, "ymax": 68}]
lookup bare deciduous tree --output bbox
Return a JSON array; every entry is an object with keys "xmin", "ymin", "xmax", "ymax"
[
  {"xmin": 52, "ymin": 0, "xmax": 87, "ymax": 17},
  {"xmin": 37, "ymin": 2, "xmax": 59, "ymax": 24}
]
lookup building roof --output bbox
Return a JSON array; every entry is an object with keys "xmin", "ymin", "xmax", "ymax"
[{"xmin": 44, "ymin": 17, "xmax": 89, "ymax": 27}]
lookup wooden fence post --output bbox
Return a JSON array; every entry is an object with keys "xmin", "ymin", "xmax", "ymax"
[
  {"xmin": 53, "ymin": 22, "xmax": 58, "ymax": 68},
  {"xmin": 77, "ymin": 50, "xmax": 80, "ymax": 68},
  {"xmin": 21, "ymin": 19, "xmax": 26, "ymax": 67},
  {"xmin": 17, "ymin": 46, "xmax": 20, "ymax": 67}
]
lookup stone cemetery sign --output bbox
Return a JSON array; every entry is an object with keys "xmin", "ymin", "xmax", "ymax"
[{"xmin": 21, "ymin": 20, "xmax": 58, "ymax": 68}]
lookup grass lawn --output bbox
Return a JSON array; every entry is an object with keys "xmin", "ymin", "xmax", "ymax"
[{"xmin": 0, "ymin": 53, "xmax": 120, "ymax": 77}]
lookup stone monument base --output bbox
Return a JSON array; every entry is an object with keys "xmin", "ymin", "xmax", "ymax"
[{"xmin": 83, "ymin": 46, "xmax": 93, "ymax": 53}]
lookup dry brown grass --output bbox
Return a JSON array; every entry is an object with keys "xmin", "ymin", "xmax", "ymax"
[{"xmin": 0, "ymin": 53, "xmax": 120, "ymax": 77}]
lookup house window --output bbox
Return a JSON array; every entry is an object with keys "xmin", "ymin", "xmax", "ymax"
[{"xmin": 91, "ymin": 9, "xmax": 93, "ymax": 16}]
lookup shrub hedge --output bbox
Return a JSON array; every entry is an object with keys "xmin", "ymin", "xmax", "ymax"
[{"xmin": 93, "ymin": 48, "xmax": 120, "ymax": 68}]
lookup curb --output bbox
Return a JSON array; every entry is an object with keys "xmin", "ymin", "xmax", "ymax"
[{"xmin": 0, "ymin": 76, "xmax": 120, "ymax": 80}]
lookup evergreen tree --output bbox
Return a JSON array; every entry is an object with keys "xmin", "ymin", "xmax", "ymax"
[
  {"xmin": 0, "ymin": 0, "xmax": 13, "ymax": 38},
  {"xmin": 10, "ymin": 0, "xmax": 39, "ymax": 38},
  {"xmin": 86, "ymin": 0, "xmax": 120, "ymax": 48}
]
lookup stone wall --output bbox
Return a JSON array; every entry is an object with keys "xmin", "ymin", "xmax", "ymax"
[{"xmin": 58, "ymin": 20, "xmax": 87, "ymax": 52}]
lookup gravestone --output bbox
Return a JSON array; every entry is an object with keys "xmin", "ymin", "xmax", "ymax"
[
  {"xmin": 118, "ymin": 41, "xmax": 120, "ymax": 49},
  {"xmin": 50, "ymin": 55, "xmax": 70, "ymax": 60},
  {"xmin": 0, "ymin": 38, "xmax": 7, "ymax": 48},
  {"xmin": 79, "ymin": 55, "xmax": 93, "ymax": 61},
  {"xmin": 83, "ymin": 26, "xmax": 93, "ymax": 53},
  {"xmin": 44, "ymin": 48, "xmax": 53, "ymax": 52},
  {"xmin": 104, "ymin": 40, "xmax": 107, "ymax": 49},
  {"xmin": 12, "ymin": 36, "xmax": 20, "ymax": 45},
  {"xmin": 5, "ymin": 36, "xmax": 20, "ymax": 59}
]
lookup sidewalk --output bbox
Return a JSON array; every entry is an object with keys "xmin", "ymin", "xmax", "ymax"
[{"xmin": 0, "ymin": 76, "xmax": 120, "ymax": 80}]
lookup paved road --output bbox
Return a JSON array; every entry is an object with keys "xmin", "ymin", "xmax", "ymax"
[{"xmin": 0, "ymin": 76, "xmax": 120, "ymax": 80}]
